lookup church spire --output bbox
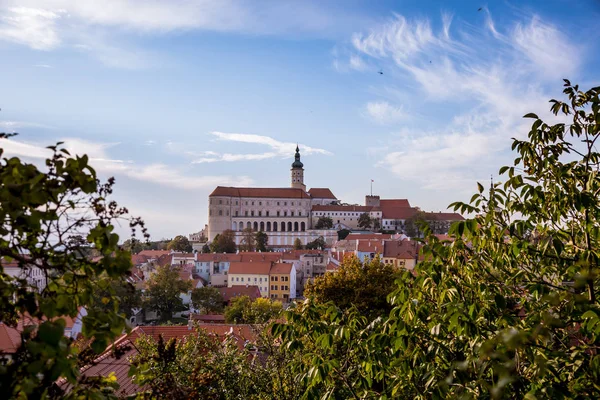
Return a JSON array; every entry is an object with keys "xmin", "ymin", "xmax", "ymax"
[{"xmin": 290, "ymin": 144, "xmax": 305, "ymax": 190}]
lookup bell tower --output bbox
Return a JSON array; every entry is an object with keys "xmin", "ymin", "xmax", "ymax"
[{"xmin": 290, "ymin": 145, "xmax": 306, "ymax": 191}]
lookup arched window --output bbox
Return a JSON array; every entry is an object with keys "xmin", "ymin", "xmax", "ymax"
[
  {"xmin": 294, "ymin": 222, "xmax": 299, "ymax": 232},
  {"xmin": 232, "ymin": 222, "xmax": 237, "ymax": 231},
  {"xmin": 253, "ymin": 222, "xmax": 258, "ymax": 231},
  {"xmin": 260, "ymin": 221, "xmax": 265, "ymax": 231},
  {"xmin": 266, "ymin": 221, "xmax": 271, "ymax": 232},
  {"xmin": 301, "ymin": 222, "xmax": 306, "ymax": 231},
  {"xmin": 287, "ymin": 222, "xmax": 292, "ymax": 232},
  {"xmin": 273, "ymin": 222, "xmax": 278, "ymax": 232},
  {"xmin": 247, "ymin": 221, "xmax": 251, "ymax": 229},
  {"xmin": 281, "ymin": 221, "xmax": 286, "ymax": 232}
]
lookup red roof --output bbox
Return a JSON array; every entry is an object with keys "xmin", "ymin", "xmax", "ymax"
[
  {"xmin": 131, "ymin": 254, "xmax": 149, "ymax": 266},
  {"xmin": 197, "ymin": 253, "xmax": 243, "ymax": 263},
  {"xmin": 312, "ymin": 205, "xmax": 380, "ymax": 212},
  {"xmin": 383, "ymin": 240, "xmax": 420, "ymax": 259},
  {"xmin": 270, "ymin": 263, "xmax": 292, "ymax": 274},
  {"xmin": 209, "ymin": 186, "xmax": 310, "ymax": 199},
  {"xmin": 219, "ymin": 285, "xmax": 262, "ymax": 302},
  {"xmin": 137, "ymin": 250, "xmax": 171, "ymax": 258},
  {"xmin": 356, "ymin": 240, "xmax": 385, "ymax": 253},
  {"xmin": 190, "ymin": 314, "xmax": 226, "ymax": 323},
  {"xmin": 228, "ymin": 262, "xmax": 273, "ymax": 275},
  {"xmin": 381, "ymin": 207, "xmax": 418, "ymax": 220},
  {"xmin": 0, "ymin": 323, "xmax": 21, "ymax": 354},
  {"xmin": 426, "ymin": 212, "xmax": 465, "ymax": 221},
  {"xmin": 380, "ymin": 199, "xmax": 411, "ymax": 208},
  {"xmin": 239, "ymin": 253, "xmax": 283, "ymax": 263},
  {"xmin": 308, "ymin": 188, "xmax": 337, "ymax": 199},
  {"xmin": 345, "ymin": 233, "xmax": 393, "ymax": 241}
]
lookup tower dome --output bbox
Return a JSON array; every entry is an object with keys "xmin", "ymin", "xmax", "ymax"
[{"xmin": 291, "ymin": 145, "xmax": 304, "ymax": 168}]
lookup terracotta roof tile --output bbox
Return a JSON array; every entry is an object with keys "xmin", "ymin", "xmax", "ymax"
[
  {"xmin": 345, "ymin": 233, "xmax": 394, "ymax": 241},
  {"xmin": 228, "ymin": 262, "xmax": 272, "ymax": 275},
  {"xmin": 312, "ymin": 205, "xmax": 380, "ymax": 212},
  {"xmin": 380, "ymin": 199, "xmax": 411, "ymax": 208},
  {"xmin": 308, "ymin": 188, "xmax": 337, "ymax": 199},
  {"xmin": 270, "ymin": 263, "xmax": 292, "ymax": 274},
  {"xmin": 210, "ymin": 186, "xmax": 310, "ymax": 199},
  {"xmin": 219, "ymin": 285, "xmax": 262, "ymax": 302},
  {"xmin": 381, "ymin": 207, "xmax": 418, "ymax": 220},
  {"xmin": 137, "ymin": 250, "xmax": 171, "ymax": 258},
  {"xmin": 383, "ymin": 240, "xmax": 420, "ymax": 259},
  {"xmin": 356, "ymin": 240, "xmax": 385, "ymax": 253}
]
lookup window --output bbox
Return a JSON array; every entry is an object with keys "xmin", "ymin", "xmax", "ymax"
[
  {"xmin": 271, "ymin": 285, "xmax": 274, "ymax": 291},
  {"xmin": 271, "ymin": 276, "xmax": 275, "ymax": 281},
  {"xmin": 259, "ymin": 201, "xmax": 262, "ymax": 205},
  {"xmin": 219, "ymin": 200, "xmax": 222, "ymax": 204},
  {"xmin": 251, "ymin": 211, "xmax": 255, "ymax": 216},
  {"xmin": 241, "ymin": 277, "xmax": 244, "ymax": 282},
  {"xmin": 277, "ymin": 202, "xmax": 280, "ymax": 206},
  {"xmin": 291, "ymin": 202, "xmax": 294, "ymax": 206},
  {"xmin": 284, "ymin": 211, "xmax": 287, "ymax": 217},
  {"xmin": 274, "ymin": 285, "xmax": 278, "ymax": 290},
  {"xmin": 277, "ymin": 211, "xmax": 280, "ymax": 217},
  {"xmin": 236, "ymin": 201, "xmax": 238, "ymax": 205},
  {"xmin": 283, "ymin": 294, "xmax": 289, "ymax": 299},
  {"xmin": 254, "ymin": 277, "xmax": 257, "ymax": 282},
  {"xmin": 266, "ymin": 211, "xmax": 269, "ymax": 217},
  {"xmin": 218, "ymin": 210, "xmax": 223, "ymax": 216},
  {"xmin": 235, "ymin": 277, "xmax": 239, "ymax": 281},
  {"xmin": 245, "ymin": 201, "xmax": 248, "ymax": 205},
  {"xmin": 235, "ymin": 211, "xmax": 238, "ymax": 216},
  {"xmin": 258, "ymin": 211, "xmax": 262, "ymax": 217},
  {"xmin": 274, "ymin": 276, "xmax": 278, "ymax": 281},
  {"xmin": 284, "ymin": 202, "xmax": 287, "ymax": 206},
  {"xmin": 291, "ymin": 211, "xmax": 294, "ymax": 217},
  {"xmin": 226, "ymin": 210, "xmax": 229, "ymax": 216},
  {"xmin": 252, "ymin": 201, "xmax": 255, "ymax": 205}
]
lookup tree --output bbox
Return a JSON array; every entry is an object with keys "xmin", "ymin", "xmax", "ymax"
[
  {"xmin": 191, "ymin": 287, "xmax": 224, "ymax": 314},
  {"xmin": 304, "ymin": 255, "xmax": 401, "ymax": 319},
  {"xmin": 357, "ymin": 212, "xmax": 372, "ymax": 229},
  {"xmin": 95, "ymin": 280, "xmax": 142, "ymax": 319},
  {"xmin": 122, "ymin": 238, "xmax": 150, "ymax": 254},
  {"xmin": 167, "ymin": 235, "xmax": 193, "ymax": 252},
  {"xmin": 224, "ymin": 296, "xmax": 282, "ymax": 324},
  {"xmin": 274, "ymin": 82, "xmax": 600, "ymax": 398},
  {"xmin": 403, "ymin": 210, "xmax": 429, "ymax": 238},
  {"xmin": 210, "ymin": 229, "xmax": 237, "ymax": 253},
  {"xmin": 201, "ymin": 243, "xmax": 210, "ymax": 253},
  {"xmin": 255, "ymin": 231, "xmax": 268, "ymax": 252},
  {"xmin": 239, "ymin": 227, "xmax": 256, "ymax": 252},
  {"xmin": 143, "ymin": 265, "xmax": 192, "ymax": 322},
  {"xmin": 372, "ymin": 218, "xmax": 381, "ymax": 231},
  {"xmin": 315, "ymin": 216, "xmax": 333, "ymax": 229},
  {"xmin": 293, "ymin": 238, "xmax": 304, "ymax": 250},
  {"xmin": 305, "ymin": 236, "xmax": 326, "ymax": 250},
  {"xmin": 337, "ymin": 229, "xmax": 351, "ymax": 240},
  {"xmin": 0, "ymin": 137, "xmax": 146, "ymax": 398}
]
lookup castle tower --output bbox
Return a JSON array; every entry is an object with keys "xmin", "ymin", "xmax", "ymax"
[{"xmin": 290, "ymin": 145, "xmax": 306, "ymax": 191}]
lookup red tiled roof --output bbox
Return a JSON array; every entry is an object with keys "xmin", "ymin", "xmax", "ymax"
[
  {"xmin": 0, "ymin": 323, "xmax": 21, "ymax": 354},
  {"xmin": 137, "ymin": 250, "xmax": 171, "ymax": 258},
  {"xmin": 383, "ymin": 240, "xmax": 420, "ymax": 259},
  {"xmin": 356, "ymin": 240, "xmax": 385, "ymax": 253},
  {"xmin": 209, "ymin": 187, "xmax": 310, "ymax": 199},
  {"xmin": 219, "ymin": 285, "xmax": 262, "ymax": 302},
  {"xmin": 228, "ymin": 262, "xmax": 272, "ymax": 275},
  {"xmin": 326, "ymin": 262, "xmax": 338, "ymax": 272},
  {"xmin": 345, "ymin": 233, "xmax": 394, "ymax": 241},
  {"xmin": 131, "ymin": 254, "xmax": 149, "ymax": 266},
  {"xmin": 426, "ymin": 212, "xmax": 465, "ymax": 221},
  {"xmin": 190, "ymin": 314, "xmax": 226, "ymax": 322},
  {"xmin": 239, "ymin": 252, "xmax": 283, "ymax": 263},
  {"xmin": 196, "ymin": 253, "xmax": 243, "ymax": 263},
  {"xmin": 308, "ymin": 188, "xmax": 337, "ymax": 199},
  {"xmin": 380, "ymin": 199, "xmax": 411, "ymax": 208},
  {"xmin": 312, "ymin": 205, "xmax": 380, "ymax": 212},
  {"xmin": 381, "ymin": 207, "xmax": 418, "ymax": 220},
  {"xmin": 172, "ymin": 253, "xmax": 196, "ymax": 259},
  {"xmin": 270, "ymin": 263, "xmax": 292, "ymax": 274}
]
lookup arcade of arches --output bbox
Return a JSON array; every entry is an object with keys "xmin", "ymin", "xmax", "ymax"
[{"xmin": 232, "ymin": 220, "xmax": 306, "ymax": 232}]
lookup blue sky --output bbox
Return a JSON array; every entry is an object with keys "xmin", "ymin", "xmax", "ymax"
[{"xmin": 1, "ymin": 0, "xmax": 599, "ymax": 240}]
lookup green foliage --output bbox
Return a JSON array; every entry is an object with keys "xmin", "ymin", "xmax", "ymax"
[
  {"xmin": 224, "ymin": 296, "xmax": 282, "ymax": 324},
  {"xmin": 0, "ymin": 138, "xmax": 146, "ymax": 398},
  {"xmin": 337, "ymin": 229, "xmax": 351, "ymax": 240},
  {"xmin": 315, "ymin": 216, "xmax": 333, "ymax": 229},
  {"xmin": 210, "ymin": 229, "xmax": 237, "ymax": 253},
  {"xmin": 143, "ymin": 265, "xmax": 192, "ymax": 322},
  {"xmin": 239, "ymin": 227, "xmax": 256, "ymax": 252},
  {"xmin": 274, "ymin": 82, "xmax": 600, "ymax": 398},
  {"xmin": 191, "ymin": 286, "xmax": 224, "ymax": 314},
  {"xmin": 293, "ymin": 238, "xmax": 304, "ymax": 250},
  {"xmin": 95, "ymin": 279, "xmax": 142, "ymax": 319},
  {"xmin": 201, "ymin": 243, "xmax": 210, "ymax": 253},
  {"xmin": 305, "ymin": 255, "xmax": 401, "ymax": 319},
  {"xmin": 403, "ymin": 210, "xmax": 430, "ymax": 238},
  {"xmin": 357, "ymin": 213, "xmax": 372, "ymax": 229},
  {"xmin": 167, "ymin": 235, "xmax": 193, "ymax": 253},
  {"xmin": 305, "ymin": 236, "xmax": 326, "ymax": 250},
  {"xmin": 255, "ymin": 231, "xmax": 268, "ymax": 252}
]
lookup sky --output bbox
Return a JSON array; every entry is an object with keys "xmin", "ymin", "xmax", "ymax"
[{"xmin": 0, "ymin": 0, "xmax": 599, "ymax": 240}]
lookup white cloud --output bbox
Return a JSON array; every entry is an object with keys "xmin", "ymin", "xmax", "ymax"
[
  {"xmin": 0, "ymin": 120, "xmax": 54, "ymax": 130},
  {"xmin": 33, "ymin": 63, "xmax": 52, "ymax": 68},
  {"xmin": 0, "ymin": 7, "xmax": 62, "ymax": 50},
  {"xmin": 364, "ymin": 101, "xmax": 408, "ymax": 124},
  {"xmin": 347, "ymin": 12, "xmax": 581, "ymax": 193},
  {"xmin": 0, "ymin": 137, "xmax": 253, "ymax": 189},
  {"xmin": 192, "ymin": 131, "xmax": 332, "ymax": 163}
]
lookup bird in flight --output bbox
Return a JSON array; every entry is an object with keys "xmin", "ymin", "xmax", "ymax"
[
  {"xmin": 378, "ymin": 70, "xmax": 383, "ymax": 75},
  {"xmin": 478, "ymin": 7, "xmax": 483, "ymax": 11}
]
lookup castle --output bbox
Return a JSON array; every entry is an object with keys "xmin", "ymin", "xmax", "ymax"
[{"xmin": 206, "ymin": 146, "xmax": 463, "ymax": 248}]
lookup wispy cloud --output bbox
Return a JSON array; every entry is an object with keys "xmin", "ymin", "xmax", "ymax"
[
  {"xmin": 0, "ymin": 120, "xmax": 54, "ymax": 130},
  {"xmin": 0, "ymin": 7, "xmax": 62, "ymax": 50},
  {"xmin": 363, "ymin": 101, "xmax": 408, "ymax": 125},
  {"xmin": 33, "ymin": 63, "xmax": 52, "ymax": 68},
  {"xmin": 346, "ymin": 11, "xmax": 582, "ymax": 192},
  {"xmin": 0, "ymin": 137, "xmax": 253, "ymax": 189},
  {"xmin": 191, "ymin": 131, "xmax": 332, "ymax": 164}
]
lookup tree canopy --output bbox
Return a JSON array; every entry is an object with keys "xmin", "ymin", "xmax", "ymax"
[
  {"xmin": 239, "ymin": 227, "xmax": 256, "ymax": 252},
  {"xmin": 143, "ymin": 265, "xmax": 192, "ymax": 322},
  {"xmin": 167, "ymin": 235, "xmax": 193, "ymax": 253},
  {"xmin": 315, "ymin": 216, "xmax": 333, "ymax": 229},
  {"xmin": 0, "ymin": 137, "xmax": 146, "ymax": 398},
  {"xmin": 191, "ymin": 286, "xmax": 224, "ymax": 314},
  {"xmin": 210, "ymin": 229, "xmax": 237, "ymax": 253},
  {"xmin": 224, "ymin": 296, "xmax": 282, "ymax": 324},
  {"xmin": 357, "ymin": 212, "xmax": 372, "ymax": 229},
  {"xmin": 255, "ymin": 231, "xmax": 268, "ymax": 252}
]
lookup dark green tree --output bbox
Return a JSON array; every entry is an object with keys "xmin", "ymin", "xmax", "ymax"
[
  {"xmin": 224, "ymin": 296, "xmax": 282, "ymax": 324},
  {"xmin": 357, "ymin": 212, "xmax": 372, "ymax": 229},
  {"xmin": 191, "ymin": 287, "xmax": 224, "ymax": 314},
  {"xmin": 305, "ymin": 236, "xmax": 326, "ymax": 250},
  {"xmin": 337, "ymin": 229, "xmax": 351, "ymax": 240},
  {"xmin": 403, "ymin": 210, "xmax": 429, "ymax": 238},
  {"xmin": 0, "ymin": 136, "xmax": 146, "ymax": 398},
  {"xmin": 239, "ymin": 227, "xmax": 256, "ymax": 252},
  {"xmin": 255, "ymin": 231, "xmax": 268, "ymax": 252},
  {"xmin": 293, "ymin": 238, "xmax": 304, "ymax": 250},
  {"xmin": 201, "ymin": 243, "xmax": 210, "ymax": 253},
  {"xmin": 210, "ymin": 229, "xmax": 237, "ymax": 253},
  {"xmin": 167, "ymin": 235, "xmax": 193, "ymax": 252},
  {"xmin": 143, "ymin": 265, "xmax": 192, "ymax": 322},
  {"xmin": 315, "ymin": 216, "xmax": 333, "ymax": 229},
  {"xmin": 122, "ymin": 238, "xmax": 149, "ymax": 254}
]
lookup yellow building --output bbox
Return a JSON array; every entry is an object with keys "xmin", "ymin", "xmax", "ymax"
[
  {"xmin": 269, "ymin": 263, "xmax": 297, "ymax": 301},
  {"xmin": 227, "ymin": 262, "xmax": 272, "ymax": 298}
]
